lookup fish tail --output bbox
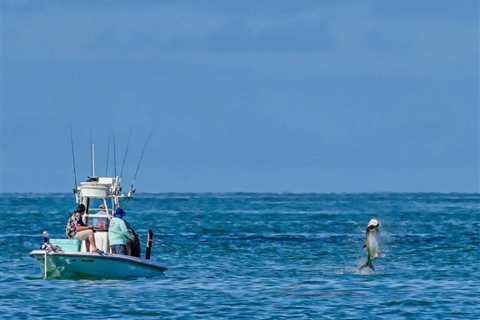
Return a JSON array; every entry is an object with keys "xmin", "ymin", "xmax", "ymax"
[
  {"xmin": 359, "ymin": 259, "xmax": 375, "ymax": 271},
  {"xmin": 368, "ymin": 260, "xmax": 375, "ymax": 271}
]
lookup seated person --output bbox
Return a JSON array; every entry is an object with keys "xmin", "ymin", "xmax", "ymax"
[
  {"xmin": 108, "ymin": 208, "xmax": 134, "ymax": 255},
  {"xmin": 65, "ymin": 204, "xmax": 103, "ymax": 254},
  {"xmin": 90, "ymin": 203, "xmax": 108, "ymax": 231},
  {"xmin": 97, "ymin": 203, "xmax": 107, "ymax": 215}
]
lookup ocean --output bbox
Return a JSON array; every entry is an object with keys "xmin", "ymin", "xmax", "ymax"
[{"xmin": 0, "ymin": 193, "xmax": 479, "ymax": 319}]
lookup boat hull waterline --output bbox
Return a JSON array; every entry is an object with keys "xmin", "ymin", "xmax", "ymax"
[{"xmin": 30, "ymin": 250, "xmax": 167, "ymax": 279}]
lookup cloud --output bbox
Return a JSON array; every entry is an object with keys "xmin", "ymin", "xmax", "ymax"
[
  {"xmin": 1, "ymin": 1, "xmax": 476, "ymax": 85},
  {"xmin": 2, "ymin": 2, "xmax": 338, "ymax": 59}
]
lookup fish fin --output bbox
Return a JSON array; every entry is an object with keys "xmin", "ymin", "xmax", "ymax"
[{"xmin": 368, "ymin": 261, "xmax": 375, "ymax": 271}]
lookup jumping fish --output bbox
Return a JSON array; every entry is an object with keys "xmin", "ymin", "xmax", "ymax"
[{"xmin": 359, "ymin": 218, "xmax": 380, "ymax": 271}]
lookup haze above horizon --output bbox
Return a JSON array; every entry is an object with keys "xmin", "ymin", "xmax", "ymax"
[{"xmin": 1, "ymin": 1, "xmax": 478, "ymax": 193}]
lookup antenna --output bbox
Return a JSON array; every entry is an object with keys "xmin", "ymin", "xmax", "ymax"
[
  {"xmin": 91, "ymin": 143, "xmax": 96, "ymax": 177},
  {"xmin": 69, "ymin": 127, "xmax": 78, "ymax": 192},
  {"xmin": 113, "ymin": 134, "xmax": 117, "ymax": 177}
]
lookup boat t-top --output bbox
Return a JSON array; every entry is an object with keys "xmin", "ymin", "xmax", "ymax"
[{"xmin": 30, "ymin": 143, "xmax": 167, "ymax": 279}]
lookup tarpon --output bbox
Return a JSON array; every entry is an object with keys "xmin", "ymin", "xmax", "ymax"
[{"xmin": 359, "ymin": 218, "xmax": 380, "ymax": 271}]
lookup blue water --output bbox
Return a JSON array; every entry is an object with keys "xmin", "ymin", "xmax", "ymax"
[{"xmin": 0, "ymin": 193, "xmax": 479, "ymax": 319}]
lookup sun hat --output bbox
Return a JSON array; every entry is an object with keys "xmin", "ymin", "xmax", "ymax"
[{"xmin": 114, "ymin": 208, "xmax": 125, "ymax": 217}]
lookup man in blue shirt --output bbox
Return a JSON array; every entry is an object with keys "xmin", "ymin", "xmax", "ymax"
[{"xmin": 108, "ymin": 208, "xmax": 134, "ymax": 255}]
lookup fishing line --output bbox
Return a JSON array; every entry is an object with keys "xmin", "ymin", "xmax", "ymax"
[
  {"xmin": 132, "ymin": 131, "xmax": 153, "ymax": 186},
  {"xmin": 120, "ymin": 129, "xmax": 132, "ymax": 178}
]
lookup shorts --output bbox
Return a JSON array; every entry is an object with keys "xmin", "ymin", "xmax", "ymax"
[
  {"xmin": 110, "ymin": 244, "xmax": 127, "ymax": 255},
  {"xmin": 75, "ymin": 229, "xmax": 93, "ymax": 241}
]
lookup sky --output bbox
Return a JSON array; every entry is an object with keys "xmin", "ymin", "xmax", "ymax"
[{"xmin": 0, "ymin": 0, "xmax": 478, "ymax": 193}]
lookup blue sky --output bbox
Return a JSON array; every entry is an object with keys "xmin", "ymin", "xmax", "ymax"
[{"xmin": 0, "ymin": 0, "xmax": 478, "ymax": 192}]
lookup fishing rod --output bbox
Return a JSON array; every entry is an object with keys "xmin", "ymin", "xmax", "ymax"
[
  {"xmin": 69, "ymin": 127, "xmax": 78, "ymax": 193},
  {"xmin": 128, "ymin": 131, "xmax": 153, "ymax": 196},
  {"xmin": 120, "ymin": 129, "xmax": 132, "ymax": 178},
  {"xmin": 105, "ymin": 135, "xmax": 111, "ymax": 176}
]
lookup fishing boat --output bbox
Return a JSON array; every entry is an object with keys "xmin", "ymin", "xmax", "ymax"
[{"xmin": 30, "ymin": 142, "xmax": 167, "ymax": 279}]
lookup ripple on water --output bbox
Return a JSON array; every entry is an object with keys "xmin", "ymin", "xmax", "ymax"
[{"xmin": 0, "ymin": 193, "xmax": 479, "ymax": 319}]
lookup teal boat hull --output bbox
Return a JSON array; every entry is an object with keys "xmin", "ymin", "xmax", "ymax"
[{"xmin": 30, "ymin": 250, "xmax": 167, "ymax": 279}]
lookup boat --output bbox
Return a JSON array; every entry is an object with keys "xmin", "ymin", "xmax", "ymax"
[{"xmin": 30, "ymin": 143, "xmax": 167, "ymax": 279}]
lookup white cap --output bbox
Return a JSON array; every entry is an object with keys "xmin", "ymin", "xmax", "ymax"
[{"xmin": 368, "ymin": 218, "xmax": 379, "ymax": 228}]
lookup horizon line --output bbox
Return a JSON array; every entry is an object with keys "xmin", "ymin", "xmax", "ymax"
[{"xmin": 0, "ymin": 191, "xmax": 478, "ymax": 195}]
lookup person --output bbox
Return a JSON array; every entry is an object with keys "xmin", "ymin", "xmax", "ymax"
[
  {"xmin": 97, "ymin": 203, "xmax": 107, "ymax": 215},
  {"xmin": 65, "ymin": 204, "xmax": 103, "ymax": 254},
  {"xmin": 108, "ymin": 208, "xmax": 134, "ymax": 255},
  {"xmin": 92, "ymin": 203, "xmax": 108, "ymax": 230},
  {"xmin": 124, "ymin": 219, "xmax": 141, "ymax": 257}
]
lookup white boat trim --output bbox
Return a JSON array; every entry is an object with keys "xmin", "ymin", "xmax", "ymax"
[{"xmin": 30, "ymin": 250, "xmax": 167, "ymax": 272}]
